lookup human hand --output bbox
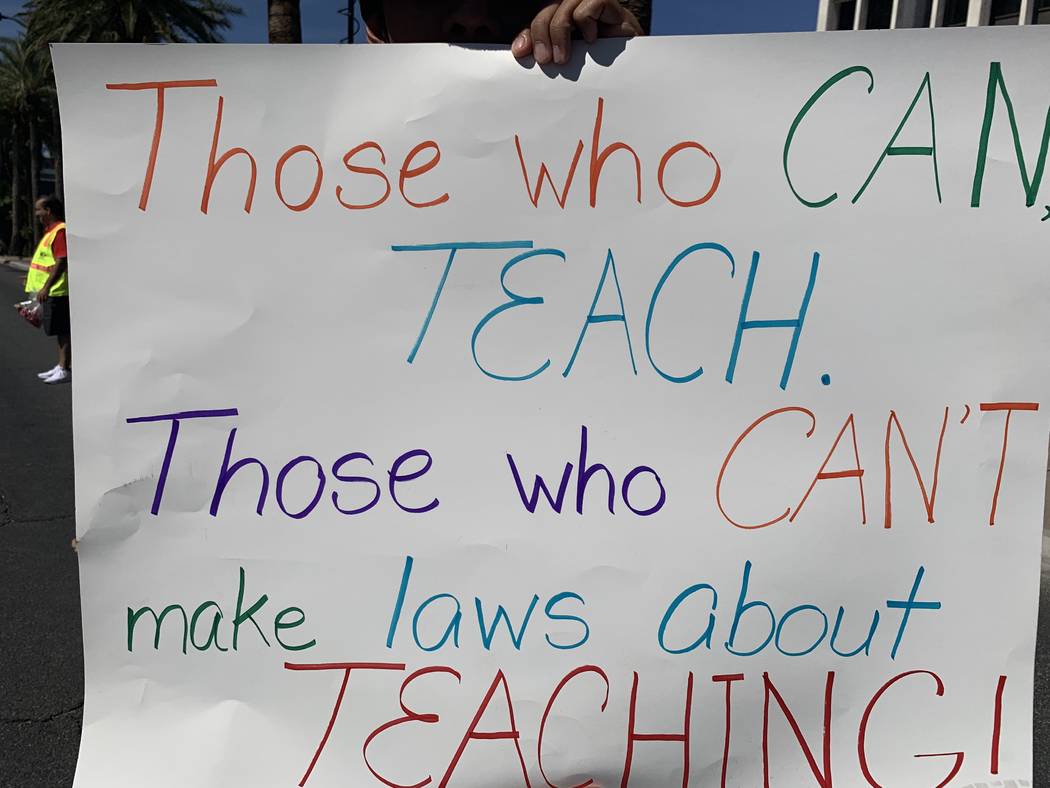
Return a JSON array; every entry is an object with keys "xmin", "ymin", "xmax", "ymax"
[
  {"xmin": 512, "ymin": 0, "xmax": 644, "ymax": 66},
  {"xmin": 35, "ymin": 289, "xmax": 48, "ymax": 304}
]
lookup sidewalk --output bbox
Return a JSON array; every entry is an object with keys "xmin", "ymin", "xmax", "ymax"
[{"xmin": 0, "ymin": 256, "xmax": 29, "ymax": 273}]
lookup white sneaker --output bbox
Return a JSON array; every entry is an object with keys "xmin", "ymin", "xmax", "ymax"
[
  {"xmin": 43, "ymin": 367, "xmax": 70, "ymax": 385},
  {"xmin": 37, "ymin": 365, "xmax": 61, "ymax": 379}
]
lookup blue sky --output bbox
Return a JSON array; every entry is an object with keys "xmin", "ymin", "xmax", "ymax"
[{"xmin": 0, "ymin": 1, "xmax": 820, "ymax": 43}]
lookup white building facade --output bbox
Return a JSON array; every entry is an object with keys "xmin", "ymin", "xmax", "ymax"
[{"xmin": 817, "ymin": 0, "xmax": 1050, "ymax": 30}]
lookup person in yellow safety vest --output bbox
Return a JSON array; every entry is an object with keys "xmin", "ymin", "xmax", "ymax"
[{"xmin": 25, "ymin": 195, "xmax": 71, "ymax": 384}]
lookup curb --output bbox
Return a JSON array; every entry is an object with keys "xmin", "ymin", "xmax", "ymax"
[{"xmin": 0, "ymin": 257, "xmax": 30, "ymax": 273}]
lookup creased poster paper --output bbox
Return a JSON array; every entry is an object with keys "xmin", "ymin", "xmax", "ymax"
[{"xmin": 54, "ymin": 31, "xmax": 1050, "ymax": 787}]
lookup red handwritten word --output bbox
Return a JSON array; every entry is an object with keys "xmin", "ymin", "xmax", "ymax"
[
  {"xmin": 284, "ymin": 662, "xmax": 1009, "ymax": 788},
  {"xmin": 105, "ymin": 80, "xmax": 449, "ymax": 214},
  {"xmin": 514, "ymin": 97, "xmax": 721, "ymax": 210},
  {"xmin": 716, "ymin": 402, "xmax": 1039, "ymax": 531}
]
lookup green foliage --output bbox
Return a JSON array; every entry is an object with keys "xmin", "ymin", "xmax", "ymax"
[
  {"xmin": 24, "ymin": 0, "xmax": 242, "ymax": 46},
  {"xmin": 0, "ymin": 36, "xmax": 51, "ymax": 116}
]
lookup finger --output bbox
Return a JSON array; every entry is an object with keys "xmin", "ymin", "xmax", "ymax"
[
  {"xmin": 550, "ymin": 0, "xmax": 586, "ymax": 64},
  {"xmin": 571, "ymin": 0, "xmax": 601, "ymax": 42},
  {"xmin": 530, "ymin": 3, "xmax": 560, "ymax": 64},
  {"xmin": 578, "ymin": 0, "xmax": 641, "ymax": 38},
  {"xmin": 617, "ymin": 5, "xmax": 645, "ymax": 38},
  {"xmin": 512, "ymin": 27, "xmax": 533, "ymax": 58},
  {"xmin": 575, "ymin": 0, "xmax": 623, "ymax": 26}
]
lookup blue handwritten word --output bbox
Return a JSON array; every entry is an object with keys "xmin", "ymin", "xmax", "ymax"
[
  {"xmin": 386, "ymin": 555, "xmax": 590, "ymax": 653},
  {"xmin": 393, "ymin": 241, "xmax": 821, "ymax": 390},
  {"xmin": 657, "ymin": 561, "xmax": 940, "ymax": 660}
]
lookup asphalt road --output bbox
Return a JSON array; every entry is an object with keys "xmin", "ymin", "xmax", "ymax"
[
  {"xmin": 0, "ymin": 260, "xmax": 1048, "ymax": 786},
  {"xmin": 0, "ymin": 264, "xmax": 82, "ymax": 787}
]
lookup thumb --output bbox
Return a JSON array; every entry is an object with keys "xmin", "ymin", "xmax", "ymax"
[{"xmin": 512, "ymin": 27, "xmax": 533, "ymax": 58}]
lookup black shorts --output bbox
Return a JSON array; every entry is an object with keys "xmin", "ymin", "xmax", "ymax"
[{"xmin": 43, "ymin": 296, "xmax": 70, "ymax": 337}]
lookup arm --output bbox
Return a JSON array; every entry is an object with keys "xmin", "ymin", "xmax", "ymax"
[{"xmin": 36, "ymin": 256, "xmax": 67, "ymax": 303}]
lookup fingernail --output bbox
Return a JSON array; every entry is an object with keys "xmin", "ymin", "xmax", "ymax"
[
  {"xmin": 553, "ymin": 44, "xmax": 565, "ymax": 63},
  {"xmin": 512, "ymin": 33, "xmax": 527, "ymax": 53},
  {"xmin": 534, "ymin": 41, "xmax": 549, "ymax": 63}
]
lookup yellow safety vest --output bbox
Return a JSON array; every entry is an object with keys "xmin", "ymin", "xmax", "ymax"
[{"xmin": 25, "ymin": 222, "xmax": 68, "ymax": 296}]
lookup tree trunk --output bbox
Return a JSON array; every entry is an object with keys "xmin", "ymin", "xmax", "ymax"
[
  {"xmin": 0, "ymin": 137, "xmax": 8, "ymax": 255},
  {"xmin": 29, "ymin": 117, "xmax": 40, "ymax": 247},
  {"xmin": 268, "ymin": 0, "xmax": 302, "ymax": 43},
  {"xmin": 24, "ymin": 156, "xmax": 34, "ymax": 253},
  {"xmin": 53, "ymin": 150, "xmax": 63, "ymax": 202},
  {"xmin": 8, "ymin": 120, "xmax": 22, "ymax": 256},
  {"xmin": 50, "ymin": 98, "xmax": 63, "ymax": 200}
]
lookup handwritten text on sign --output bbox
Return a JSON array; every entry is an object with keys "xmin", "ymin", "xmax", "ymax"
[{"xmin": 54, "ymin": 31, "xmax": 1050, "ymax": 787}]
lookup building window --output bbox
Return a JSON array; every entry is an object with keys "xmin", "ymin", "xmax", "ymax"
[
  {"xmin": 1036, "ymin": 0, "xmax": 1050, "ymax": 22},
  {"xmin": 941, "ymin": 0, "xmax": 970, "ymax": 25},
  {"xmin": 989, "ymin": 0, "xmax": 1021, "ymax": 24},
  {"xmin": 866, "ymin": 0, "xmax": 893, "ymax": 28},
  {"xmin": 834, "ymin": 0, "xmax": 857, "ymax": 29},
  {"xmin": 898, "ymin": 0, "xmax": 933, "ymax": 27}
]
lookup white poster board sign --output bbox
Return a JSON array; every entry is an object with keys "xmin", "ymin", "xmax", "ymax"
[{"xmin": 55, "ymin": 30, "xmax": 1050, "ymax": 787}]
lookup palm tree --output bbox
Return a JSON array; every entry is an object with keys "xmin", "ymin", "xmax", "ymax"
[
  {"xmin": 0, "ymin": 37, "xmax": 49, "ymax": 253},
  {"xmin": 0, "ymin": 102, "xmax": 22, "ymax": 256},
  {"xmin": 268, "ymin": 0, "xmax": 302, "ymax": 43},
  {"xmin": 23, "ymin": 0, "xmax": 241, "ymax": 46},
  {"xmin": 7, "ymin": 0, "xmax": 242, "ymax": 253}
]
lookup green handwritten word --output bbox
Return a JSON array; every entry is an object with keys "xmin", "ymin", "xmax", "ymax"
[
  {"xmin": 972, "ymin": 62, "xmax": 1050, "ymax": 208},
  {"xmin": 126, "ymin": 566, "xmax": 316, "ymax": 654},
  {"xmin": 785, "ymin": 62, "xmax": 1050, "ymax": 212},
  {"xmin": 784, "ymin": 66, "xmax": 939, "ymax": 207}
]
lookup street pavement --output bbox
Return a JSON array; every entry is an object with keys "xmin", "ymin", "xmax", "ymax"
[
  {"xmin": 0, "ymin": 259, "xmax": 1048, "ymax": 786},
  {"xmin": 0, "ymin": 264, "xmax": 82, "ymax": 787}
]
